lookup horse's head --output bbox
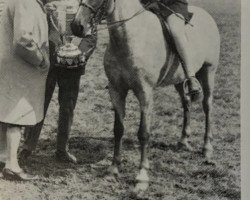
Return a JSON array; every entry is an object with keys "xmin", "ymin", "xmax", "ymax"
[{"xmin": 71, "ymin": 0, "xmax": 115, "ymax": 38}]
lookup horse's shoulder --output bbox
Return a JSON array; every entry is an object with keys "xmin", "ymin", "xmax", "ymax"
[{"xmin": 140, "ymin": 10, "xmax": 162, "ymax": 27}]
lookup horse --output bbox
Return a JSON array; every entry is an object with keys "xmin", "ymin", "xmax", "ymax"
[{"xmin": 72, "ymin": 0, "xmax": 220, "ymax": 194}]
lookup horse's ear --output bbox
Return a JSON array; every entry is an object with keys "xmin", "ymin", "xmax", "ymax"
[{"xmin": 106, "ymin": 0, "xmax": 115, "ymax": 15}]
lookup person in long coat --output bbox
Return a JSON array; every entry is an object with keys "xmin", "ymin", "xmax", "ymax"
[{"xmin": 0, "ymin": 0, "xmax": 49, "ymax": 180}]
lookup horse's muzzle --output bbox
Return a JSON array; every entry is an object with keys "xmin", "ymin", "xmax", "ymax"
[{"xmin": 71, "ymin": 21, "xmax": 85, "ymax": 38}]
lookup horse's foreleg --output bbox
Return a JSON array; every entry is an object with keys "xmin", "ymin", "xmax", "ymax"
[
  {"xmin": 175, "ymin": 83, "xmax": 192, "ymax": 151},
  {"xmin": 198, "ymin": 67, "xmax": 216, "ymax": 163},
  {"xmin": 108, "ymin": 84, "xmax": 128, "ymax": 176},
  {"xmin": 133, "ymin": 84, "xmax": 153, "ymax": 195}
]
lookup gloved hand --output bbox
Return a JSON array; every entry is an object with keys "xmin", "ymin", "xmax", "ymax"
[
  {"xmin": 44, "ymin": 2, "xmax": 57, "ymax": 15},
  {"xmin": 16, "ymin": 33, "xmax": 48, "ymax": 69}
]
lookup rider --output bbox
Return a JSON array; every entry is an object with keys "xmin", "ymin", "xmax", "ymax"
[{"xmin": 143, "ymin": 0, "xmax": 202, "ymax": 101}]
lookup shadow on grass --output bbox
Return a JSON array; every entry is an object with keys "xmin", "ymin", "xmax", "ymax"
[{"xmin": 20, "ymin": 137, "xmax": 112, "ymax": 178}]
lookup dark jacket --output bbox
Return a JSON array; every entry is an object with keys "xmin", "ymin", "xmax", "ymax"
[{"xmin": 142, "ymin": 0, "xmax": 190, "ymax": 21}]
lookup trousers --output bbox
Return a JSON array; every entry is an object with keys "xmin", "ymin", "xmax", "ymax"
[
  {"xmin": 23, "ymin": 67, "xmax": 82, "ymax": 151},
  {"xmin": 23, "ymin": 32, "xmax": 97, "ymax": 152}
]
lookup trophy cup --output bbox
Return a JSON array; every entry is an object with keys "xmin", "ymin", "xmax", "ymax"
[{"xmin": 50, "ymin": 0, "xmax": 83, "ymax": 69}]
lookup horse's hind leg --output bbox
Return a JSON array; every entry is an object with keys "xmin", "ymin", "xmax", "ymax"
[
  {"xmin": 107, "ymin": 84, "xmax": 128, "ymax": 176},
  {"xmin": 197, "ymin": 65, "xmax": 216, "ymax": 163},
  {"xmin": 133, "ymin": 83, "xmax": 153, "ymax": 194},
  {"xmin": 174, "ymin": 83, "xmax": 193, "ymax": 151}
]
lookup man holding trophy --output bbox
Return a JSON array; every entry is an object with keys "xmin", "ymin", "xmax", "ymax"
[{"xmin": 20, "ymin": 0, "xmax": 97, "ymax": 163}]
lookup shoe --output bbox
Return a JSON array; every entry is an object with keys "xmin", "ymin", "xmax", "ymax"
[
  {"xmin": 2, "ymin": 168, "xmax": 39, "ymax": 181},
  {"xmin": 0, "ymin": 162, "xmax": 5, "ymax": 171},
  {"xmin": 19, "ymin": 149, "xmax": 32, "ymax": 160},
  {"xmin": 56, "ymin": 150, "xmax": 77, "ymax": 164},
  {"xmin": 183, "ymin": 76, "xmax": 202, "ymax": 102}
]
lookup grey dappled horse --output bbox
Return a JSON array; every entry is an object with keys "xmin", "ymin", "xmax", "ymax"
[{"xmin": 72, "ymin": 0, "xmax": 220, "ymax": 194}]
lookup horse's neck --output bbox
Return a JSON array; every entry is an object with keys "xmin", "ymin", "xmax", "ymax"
[
  {"xmin": 110, "ymin": 0, "xmax": 144, "ymax": 21},
  {"xmin": 107, "ymin": 0, "xmax": 145, "ymax": 48}
]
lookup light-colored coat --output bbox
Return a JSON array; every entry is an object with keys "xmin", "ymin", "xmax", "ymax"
[{"xmin": 0, "ymin": 0, "xmax": 49, "ymax": 125}]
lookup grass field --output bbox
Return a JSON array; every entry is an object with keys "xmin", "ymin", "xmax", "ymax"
[{"xmin": 0, "ymin": 0, "xmax": 240, "ymax": 199}]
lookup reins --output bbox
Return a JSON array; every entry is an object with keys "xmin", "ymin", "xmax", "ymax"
[
  {"xmin": 78, "ymin": 0, "xmax": 194, "ymax": 32},
  {"xmin": 98, "ymin": 2, "xmax": 151, "ymax": 31},
  {"xmin": 157, "ymin": 1, "xmax": 194, "ymax": 27},
  {"xmin": 79, "ymin": 0, "xmax": 151, "ymax": 32}
]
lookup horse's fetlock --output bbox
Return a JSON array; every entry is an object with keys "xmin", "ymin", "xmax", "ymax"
[
  {"xmin": 107, "ymin": 165, "xmax": 119, "ymax": 176},
  {"xmin": 138, "ymin": 134, "xmax": 150, "ymax": 145},
  {"xmin": 140, "ymin": 159, "xmax": 150, "ymax": 170},
  {"xmin": 182, "ymin": 127, "xmax": 191, "ymax": 137},
  {"xmin": 136, "ymin": 168, "xmax": 149, "ymax": 182},
  {"xmin": 203, "ymin": 142, "xmax": 213, "ymax": 152}
]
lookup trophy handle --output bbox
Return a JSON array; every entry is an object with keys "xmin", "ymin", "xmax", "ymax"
[
  {"xmin": 49, "ymin": 15, "xmax": 60, "ymax": 33},
  {"xmin": 49, "ymin": 7, "xmax": 67, "ymax": 33}
]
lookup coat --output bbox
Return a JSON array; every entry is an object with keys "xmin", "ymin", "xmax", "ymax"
[{"xmin": 0, "ymin": 0, "xmax": 49, "ymax": 125}]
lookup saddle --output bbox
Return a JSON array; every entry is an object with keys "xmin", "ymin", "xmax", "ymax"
[
  {"xmin": 158, "ymin": 12, "xmax": 193, "ymax": 51},
  {"xmin": 141, "ymin": 0, "xmax": 193, "ymax": 50}
]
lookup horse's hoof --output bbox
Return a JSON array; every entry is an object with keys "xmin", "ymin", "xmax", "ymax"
[
  {"xmin": 107, "ymin": 165, "xmax": 119, "ymax": 177},
  {"xmin": 202, "ymin": 147, "xmax": 213, "ymax": 160},
  {"xmin": 202, "ymin": 147, "xmax": 217, "ymax": 166},
  {"xmin": 203, "ymin": 159, "xmax": 217, "ymax": 166},
  {"xmin": 132, "ymin": 182, "xmax": 149, "ymax": 199},
  {"xmin": 132, "ymin": 168, "xmax": 149, "ymax": 198},
  {"xmin": 177, "ymin": 141, "xmax": 193, "ymax": 152}
]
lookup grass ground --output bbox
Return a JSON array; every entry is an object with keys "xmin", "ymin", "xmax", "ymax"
[{"xmin": 0, "ymin": 0, "xmax": 240, "ymax": 199}]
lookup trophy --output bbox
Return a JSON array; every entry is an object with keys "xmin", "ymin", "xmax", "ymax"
[{"xmin": 50, "ymin": 0, "xmax": 83, "ymax": 69}]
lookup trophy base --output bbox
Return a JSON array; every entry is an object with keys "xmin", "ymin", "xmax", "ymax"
[
  {"xmin": 55, "ymin": 42, "xmax": 83, "ymax": 69},
  {"xmin": 55, "ymin": 62, "xmax": 86, "ymax": 74}
]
